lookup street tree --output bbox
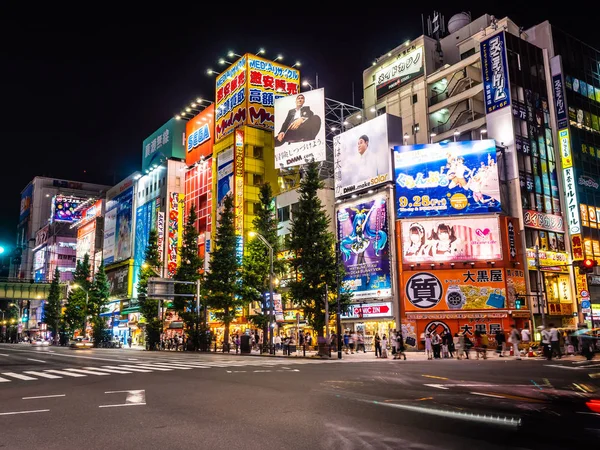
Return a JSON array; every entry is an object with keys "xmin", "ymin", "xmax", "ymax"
[
  {"xmin": 42, "ymin": 268, "xmax": 63, "ymax": 345},
  {"xmin": 242, "ymin": 182, "xmax": 280, "ymax": 348},
  {"xmin": 137, "ymin": 229, "xmax": 162, "ymax": 350},
  {"xmin": 173, "ymin": 204, "xmax": 204, "ymax": 350},
  {"xmin": 63, "ymin": 254, "xmax": 91, "ymax": 337},
  {"xmin": 89, "ymin": 263, "xmax": 110, "ymax": 347},
  {"xmin": 204, "ymin": 194, "xmax": 242, "ymax": 350},
  {"xmin": 287, "ymin": 162, "xmax": 341, "ymax": 350}
]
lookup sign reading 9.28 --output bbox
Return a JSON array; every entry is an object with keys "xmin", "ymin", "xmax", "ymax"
[{"xmin": 393, "ymin": 140, "xmax": 502, "ymax": 218}]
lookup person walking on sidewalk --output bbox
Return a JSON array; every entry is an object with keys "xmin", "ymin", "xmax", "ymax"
[
  {"xmin": 549, "ymin": 323, "xmax": 562, "ymax": 359},
  {"xmin": 391, "ymin": 329, "xmax": 397, "ymax": 357},
  {"xmin": 509, "ymin": 324, "xmax": 522, "ymax": 360},
  {"xmin": 394, "ymin": 331, "xmax": 407, "ymax": 360},
  {"xmin": 381, "ymin": 334, "xmax": 388, "ymax": 358},
  {"xmin": 495, "ymin": 329, "xmax": 506, "ymax": 357},
  {"xmin": 343, "ymin": 332, "xmax": 350, "ymax": 354},
  {"xmin": 425, "ymin": 333, "xmax": 433, "ymax": 360},
  {"xmin": 540, "ymin": 326, "xmax": 552, "ymax": 360},
  {"xmin": 374, "ymin": 333, "xmax": 382, "ymax": 358},
  {"xmin": 455, "ymin": 333, "xmax": 464, "ymax": 360},
  {"xmin": 431, "ymin": 332, "xmax": 442, "ymax": 359}
]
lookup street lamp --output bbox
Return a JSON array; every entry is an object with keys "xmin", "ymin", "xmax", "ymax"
[
  {"xmin": 453, "ymin": 129, "xmax": 460, "ymax": 142},
  {"xmin": 206, "ymin": 69, "xmax": 221, "ymax": 76},
  {"xmin": 292, "ymin": 61, "xmax": 301, "ymax": 68},
  {"xmin": 249, "ymin": 231, "xmax": 274, "ymax": 354},
  {"xmin": 228, "ymin": 51, "xmax": 242, "ymax": 58},
  {"xmin": 273, "ymin": 54, "xmax": 283, "ymax": 62},
  {"xmin": 480, "ymin": 128, "xmax": 487, "ymax": 140},
  {"xmin": 219, "ymin": 58, "xmax": 232, "ymax": 65},
  {"xmin": 302, "ymin": 80, "xmax": 313, "ymax": 90},
  {"xmin": 430, "ymin": 132, "xmax": 436, "ymax": 144}
]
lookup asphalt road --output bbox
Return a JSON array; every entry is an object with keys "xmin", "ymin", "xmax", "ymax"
[{"xmin": 1, "ymin": 343, "xmax": 599, "ymax": 450}]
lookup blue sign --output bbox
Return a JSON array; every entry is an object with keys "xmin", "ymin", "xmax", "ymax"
[
  {"xmin": 187, "ymin": 124, "xmax": 210, "ymax": 152},
  {"xmin": 581, "ymin": 300, "xmax": 591, "ymax": 309},
  {"xmin": 393, "ymin": 140, "xmax": 502, "ymax": 218},
  {"xmin": 480, "ymin": 32, "xmax": 511, "ymax": 114},
  {"xmin": 19, "ymin": 183, "xmax": 33, "ymax": 222},
  {"xmin": 552, "ymin": 73, "xmax": 568, "ymax": 129},
  {"xmin": 132, "ymin": 199, "xmax": 156, "ymax": 298}
]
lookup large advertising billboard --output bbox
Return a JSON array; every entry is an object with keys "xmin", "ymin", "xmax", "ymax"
[
  {"xmin": 142, "ymin": 118, "xmax": 186, "ymax": 172},
  {"xmin": 167, "ymin": 193, "xmax": 184, "ymax": 277},
  {"xmin": 51, "ymin": 195, "xmax": 86, "ymax": 223},
  {"xmin": 274, "ymin": 88, "xmax": 326, "ymax": 168},
  {"xmin": 214, "ymin": 55, "xmax": 300, "ymax": 141},
  {"xmin": 103, "ymin": 187, "xmax": 133, "ymax": 265},
  {"xmin": 185, "ymin": 104, "xmax": 214, "ymax": 166},
  {"xmin": 132, "ymin": 199, "xmax": 157, "ymax": 297},
  {"xmin": 19, "ymin": 182, "xmax": 33, "ymax": 222},
  {"xmin": 375, "ymin": 46, "xmax": 424, "ymax": 100},
  {"xmin": 401, "ymin": 216, "xmax": 502, "ymax": 264},
  {"xmin": 402, "ymin": 268, "xmax": 507, "ymax": 312},
  {"xmin": 480, "ymin": 31, "xmax": 511, "ymax": 114},
  {"xmin": 106, "ymin": 262, "xmax": 131, "ymax": 298},
  {"xmin": 393, "ymin": 140, "xmax": 501, "ymax": 218},
  {"xmin": 334, "ymin": 114, "xmax": 402, "ymax": 198},
  {"xmin": 76, "ymin": 220, "xmax": 96, "ymax": 263},
  {"xmin": 216, "ymin": 147, "xmax": 234, "ymax": 222},
  {"xmin": 337, "ymin": 194, "xmax": 391, "ymax": 300}
]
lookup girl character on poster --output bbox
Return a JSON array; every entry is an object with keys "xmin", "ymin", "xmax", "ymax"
[
  {"xmin": 404, "ymin": 222, "xmax": 427, "ymax": 257},
  {"xmin": 425, "ymin": 222, "xmax": 464, "ymax": 257},
  {"xmin": 340, "ymin": 200, "xmax": 387, "ymax": 265}
]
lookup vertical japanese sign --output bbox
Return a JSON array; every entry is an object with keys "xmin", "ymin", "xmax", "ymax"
[
  {"xmin": 480, "ymin": 32, "xmax": 511, "ymax": 114},
  {"xmin": 157, "ymin": 211, "xmax": 165, "ymax": 263},
  {"xmin": 215, "ymin": 56, "xmax": 247, "ymax": 141},
  {"xmin": 167, "ymin": 193, "xmax": 181, "ymax": 277},
  {"xmin": 234, "ymin": 129, "xmax": 244, "ymax": 262},
  {"xmin": 337, "ymin": 194, "xmax": 391, "ymax": 299}
]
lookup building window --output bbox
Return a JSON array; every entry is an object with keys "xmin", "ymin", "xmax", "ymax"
[
  {"xmin": 291, "ymin": 202, "xmax": 299, "ymax": 218},
  {"xmin": 145, "ymin": 187, "xmax": 148, "ymax": 196},
  {"xmin": 412, "ymin": 94, "xmax": 418, "ymax": 104},
  {"xmin": 412, "ymin": 123, "xmax": 420, "ymax": 134},
  {"xmin": 253, "ymin": 174, "xmax": 263, "ymax": 186},
  {"xmin": 377, "ymin": 106, "xmax": 386, "ymax": 116},
  {"xmin": 176, "ymin": 177, "xmax": 181, "ymax": 187},
  {"xmin": 253, "ymin": 146, "xmax": 264, "ymax": 159},
  {"xmin": 277, "ymin": 205, "xmax": 290, "ymax": 222}
]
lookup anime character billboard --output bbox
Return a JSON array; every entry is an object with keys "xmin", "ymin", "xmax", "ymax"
[
  {"xmin": 393, "ymin": 139, "xmax": 501, "ymax": 218},
  {"xmin": 337, "ymin": 194, "xmax": 392, "ymax": 299}
]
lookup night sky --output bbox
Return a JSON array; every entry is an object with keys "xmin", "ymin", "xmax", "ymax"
[{"xmin": 1, "ymin": 6, "xmax": 598, "ymax": 248}]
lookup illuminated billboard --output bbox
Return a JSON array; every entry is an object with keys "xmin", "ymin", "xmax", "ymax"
[
  {"xmin": 51, "ymin": 195, "xmax": 86, "ymax": 222},
  {"xmin": 167, "ymin": 192, "xmax": 184, "ymax": 277},
  {"xmin": 402, "ymin": 268, "xmax": 507, "ymax": 312},
  {"xmin": 375, "ymin": 46, "xmax": 424, "ymax": 100},
  {"xmin": 274, "ymin": 88, "xmax": 326, "ymax": 168},
  {"xmin": 214, "ymin": 54, "xmax": 300, "ymax": 141},
  {"xmin": 401, "ymin": 216, "xmax": 502, "ymax": 264},
  {"xmin": 142, "ymin": 118, "xmax": 186, "ymax": 172},
  {"xmin": 480, "ymin": 31, "xmax": 511, "ymax": 113},
  {"xmin": 76, "ymin": 220, "xmax": 96, "ymax": 263},
  {"xmin": 334, "ymin": 114, "xmax": 403, "ymax": 198},
  {"xmin": 20, "ymin": 182, "xmax": 33, "ymax": 222},
  {"xmin": 103, "ymin": 187, "xmax": 133, "ymax": 265},
  {"xmin": 216, "ymin": 147, "xmax": 234, "ymax": 223},
  {"xmin": 337, "ymin": 193, "xmax": 391, "ymax": 299},
  {"xmin": 185, "ymin": 104, "xmax": 214, "ymax": 166},
  {"xmin": 132, "ymin": 198, "xmax": 158, "ymax": 297},
  {"xmin": 393, "ymin": 140, "xmax": 501, "ymax": 218}
]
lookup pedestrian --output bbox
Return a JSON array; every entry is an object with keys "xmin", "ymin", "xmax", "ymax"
[
  {"xmin": 420, "ymin": 332, "xmax": 426, "ymax": 352},
  {"xmin": 275, "ymin": 334, "xmax": 281, "ymax": 352},
  {"xmin": 521, "ymin": 325, "xmax": 531, "ymax": 346},
  {"xmin": 381, "ymin": 334, "xmax": 388, "ymax": 358},
  {"xmin": 540, "ymin": 326, "xmax": 552, "ymax": 360},
  {"xmin": 495, "ymin": 329, "xmax": 506, "ymax": 357},
  {"xmin": 549, "ymin": 323, "xmax": 562, "ymax": 359},
  {"xmin": 425, "ymin": 333, "xmax": 433, "ymax": 360},
  {"xmin": 394, "ymin": 331, "xmax": 407, "ymax": 360},
  {"xmin": 509, "ymin": 324, "xmax": 522, "ymax": 360},
  {"xmin": 481, "ymin": 332, "xmax": 489, "ymax": 359},
  {"xmin": 447, "ymin": 332, "xmax": 455, "ymax": 358},
  {"xmin": 357, "ymin": 332, "xmax": 365, "ymax": 353},
  {"xmin": 474, "ymin": 331, "xmax": 484, "ymax": 360},
  {"xmin": 463, "ymin": 334, "xmax": 473, "ymax": 359},
  {"xmin": 374, "ymin": 333, "xmax": 382, "ymax": 358},
  {"xmin": 350, "ymin": 331, "xmax": 357, "ymax": 354},
  {"xmin": 127, "ymin": 335, "xmax": 132, "ymax": 348},
  {"xmin": 391, "ymin": 329, "xmax": 397, "ymax": 357},
  {"xmin": 343, "ymin": 332, "xmax": 350, "ymax": 354},
  {"xmin": 431, "ymin": 332, "xmax": 442, "ymax": 359},
  {"xmin": 455, "ymin": 333, "xmax": 464, "ymax": 360}
]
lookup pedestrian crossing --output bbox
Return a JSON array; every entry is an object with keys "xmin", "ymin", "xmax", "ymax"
[{"xmin": 0, "ymin": 358, "xmax": 335, "ymax": 384}]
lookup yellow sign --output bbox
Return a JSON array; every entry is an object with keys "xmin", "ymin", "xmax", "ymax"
[
  {"xmin": 559, "ymin": 128, "xmax": 572, "ymax": 168},
  {"xmin": 526, "ymin": 248, "xmax": 569, "ymax": 268},
  {"xmin": 234, "ymin": 129, "xmax": 244, "ymax": 236}
]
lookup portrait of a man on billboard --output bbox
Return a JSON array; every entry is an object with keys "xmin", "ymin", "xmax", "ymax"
[{"xmin": 275, "ymin": 93, "xmax": 322, "ymax": 147}]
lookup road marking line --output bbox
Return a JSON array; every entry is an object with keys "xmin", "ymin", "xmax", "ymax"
[
  {"xmin": 26, "ymin": 358, "xmax": 47, "ymax": 363},
  {"xmin": 0, "ymin": 409, "xmax": 50, "ymax": 416},
  {"xmin": 127, "ymin": 359, "xmax": 138, "ymax": 361},
  {"xmin": 64, "ymin": 368, "xmax": 109, "ymax": 376},
  {"xmin": 422, "ymin": 375, "xmax": 448, "ymax": 380},
  {"xmin": 470, "ymin": 392, "xmax": 506, "ymax": 399},
  {"xmin": 424, "ymin": 384, "xmax": 449, "ymax": 390},
  {"xmin": 2, "ymin": 372, "xmax": 37, "ymax": 381},
  {"xmin": 85, "ymin": 367, "xmax": 131, "ymax": 374},
  {"xmin": 99, "ymin": 403, "xmax": 146, "ymax": 408},
  {"xmin": 0, "ymin": 347, "xmax": 130, "ymax": 363},
  {"xmin": 589, "ymin": 373, "xmax": 600, "ymax": 379},
  {"xmin": 253, "ymin": 370, "xmax": 271, "ymax": 373},
  {"xmin": 0, "ymin": 353, "xmax": 9, "ymax": 356},
  {"xmin": 145, "ymin": 363, "xmax": 193, "ymax": 370},
  {"xmin": 545, "ymin": 365, "xmax": 582, "ymax": 370},
  {"xmin": 103, "ymin": 366, "xmax": 152, "ymax": 373},
  {"xmin": 45, "ymin": 370, "xmax": 86, "ymax": 378},
  {"xmin": 23, "ymin": 371, "xmax": 61, "ymax": 379},
  {"xmin": 124, "ymin": 365, "xmax": 173, "ymax": 371},
  {"xmin": 22, "ymin": 394, "xmax": 65, "ymax": 400}
]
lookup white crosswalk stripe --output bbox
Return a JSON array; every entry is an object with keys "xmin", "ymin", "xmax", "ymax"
[
  {"xmin": 23, "ymin": 371, "xmax": 62, "ymax": 379},
  {"xmin": 0, "ymin": 357, "xmax": 334, "ymax": 383}
]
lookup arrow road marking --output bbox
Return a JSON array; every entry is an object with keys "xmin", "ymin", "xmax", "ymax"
[{"xmin": 100, "ymin": 389, "xmax": 146, "ymax": 408}]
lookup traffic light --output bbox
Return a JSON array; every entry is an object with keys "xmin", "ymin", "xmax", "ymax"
[
  {"xmin": 515, "ymin": 297, "xmax": 524, "ymax": 309},
  {"xmin": 579, "ymin": 258, "xmax": 598, "ymax": 274}
]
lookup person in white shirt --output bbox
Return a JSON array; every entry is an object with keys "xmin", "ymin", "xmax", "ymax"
[
  {"xmin": 549, "ymin": 323, "xmax": 562, "ymax": 359},
  {"xmin": 520, "ymin": 326, "xmax": 531, "ymax": 344},
  {"xmin": 540, "ymin": 326, "xmax": 552, "ymax": 360},
  {"xmin": 344, "ymin": 134, "xmax": 389, "ymax": 186},
  {"xmin": 508, "ymin": 324, "xmax": 522, "ymax": 360}
]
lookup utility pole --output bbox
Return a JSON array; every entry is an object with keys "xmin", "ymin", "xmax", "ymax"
[
  {"xmin": 324, "ymin": 284, "xmax": 329, "ymax": 341},
  {"xmin": 196, "ymin": 278, "xmax": 201, "ymax": 350}
]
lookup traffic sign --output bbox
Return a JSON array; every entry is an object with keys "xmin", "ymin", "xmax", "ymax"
[
  {"xmin": 581, "ymin": 300, "xmax": 591, "ymax": 309},
  {"xmin": 581, "ymin": 290, "xmax": 590, "ymax": 298}
]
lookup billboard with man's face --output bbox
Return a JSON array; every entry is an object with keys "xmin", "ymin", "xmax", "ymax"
[
  {"xmin": 274, "ymin": 88, "xmax": 326, "ymax": 168},
  {"xmin": 393, "ymin": 140, "xmax": 501, "ymax": 218},
  {"xmin": 334, "ymin": 114, "xmax": 402, "ymax": 198}
]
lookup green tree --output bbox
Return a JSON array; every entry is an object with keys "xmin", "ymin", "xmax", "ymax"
[
  {"xmin": 242, "ymin": 183, "xmax": 280, "ymax": 348},
  {"xmin": 89, "ymin": 263, "xmax": 110, "ymax": 347},
  {"xmin": 63, "ymin": 254, "xmax": 91, "ymax": 337},
  {"xmin": 137, "ymin": 229, "xmax": 162, "ymax": 350},
  {"xmin": 42, "ymin": 268, "xmax": 63, "ymax": 345},
  {"xmin": 204, "ymin": 194, "xmax": 242, "ymax": 350},
  {"xmin": 173, "ymin": 204, "xmax": 204, "ymax": 350},
  {"xmin": 288, "ymin": 162, "xmax": 341, "ymax": 347}
]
